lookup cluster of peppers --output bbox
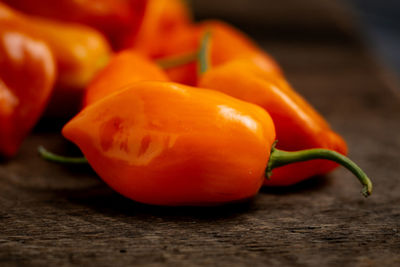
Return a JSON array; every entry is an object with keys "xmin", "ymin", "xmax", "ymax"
[
  {"xmin": 1, "ymin": 0, "xmax": 372, "ymax": 206},
  {"xmin": 0, "ymin": 0, "xmax": 185, "ymax": 155}
]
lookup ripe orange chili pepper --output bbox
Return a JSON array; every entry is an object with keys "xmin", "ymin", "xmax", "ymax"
[
  {"xmin": 1, "ymin": 0, "xmax": 148, "ymax": 50},
  {"xmin": 82, "ymin": 48, "xmax": 203, "ymax": 107},
  {"xmin": 128, "ymin": 0, "xmax": 192, "ymax": 54},
  {"xmin": 0, "ymin": 2, "xmax": 112, "ymax": 116},
  {"xmin": 196, "ymin": 33, "xmax": 348, "ymax": 186},
  {"xmin": 59, "ymin": 81, "xmax": 371, "ymax": 206},
  {"xmin": 144, "ymin": 20, "xmax": 281, "ymax": 86},
  {"xmin": 0, "ymin": 24, "xmax": 56, "ymax": 157},
  {"xmin": 83, "ymin": 50, "xmax": 169, "ymax": 106}
]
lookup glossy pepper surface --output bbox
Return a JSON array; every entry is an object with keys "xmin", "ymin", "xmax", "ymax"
[
  {"xmin": 2, "ymin": 0, "xmax": 148, "ymax": 50},
  {"xmin": 63, "ymin": 81, "xmax": 276, "ymax": 205},
  {"xmin": 60, "ymin": 82, "xmax": 372, "ymax": 206},
  {"xmin": 0, "ymin": 2, "xmax": 112, "ymax": 115},
  {"xmin": 146, "ymin": 20, "xmax": 281, "ymax": 85},
  {"xmin": 198, "ymin": 57, "xmax": 348, "ymax": 186},
  {"xmin": 0, "ymin": 25, "xmax": 56, "ymax": 157},
  {"xmin": 83, "ymin": 50, "xmax": 169, "ymax": 106}
]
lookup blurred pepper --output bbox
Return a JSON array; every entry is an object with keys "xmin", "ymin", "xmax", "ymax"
[
  {"xmin": 0, "ymin": 24, "xmax": 56, "ymax": 157},
  {"xmin": 60, "ymin": 81, "xmax": 371, "ymax": 205},
  {"xmin": 197, "ymin": 33, "xmax": 348, "ymax": 186},
  {"xmin": 0, "ymin": 2, "xmax": 112, "ymax": 116},
  {"xmin": 83, "ymin": 50, "xmax": 169, "ymax": 106},
  {"xmin": 142, "ymin": 20, "xmax": 281, "ymax": 85},
  {"xmin": 82, "ymin": 48, "xmax": 203, "ymax": 107},
  {"xmin": 1, "ymin": 0, "xmax": 147, "ymax": 50},
  {"xmin": 128, "ymin": 0, "xmax": 192, "ymax": 53}
]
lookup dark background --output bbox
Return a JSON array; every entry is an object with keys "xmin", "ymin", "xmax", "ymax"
[{"xmin": 346, "ymin": 0, "xmax": 400, "ymax": 76}]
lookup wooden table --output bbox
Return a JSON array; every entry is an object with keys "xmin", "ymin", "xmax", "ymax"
[{"xmin": 1, "ymin": 1, "xmax": 400, "ymax": 266}]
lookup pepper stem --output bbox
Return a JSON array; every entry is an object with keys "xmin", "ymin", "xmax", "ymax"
[
  {"xmin": 38, "ymin": 146, "xmax": 88, "ymax": 164},
  {"xmin": 155, "ymin": 30, "xmax": 212, "ymax": 71},
  {"xmin": 197, "ymin": 30, "xmax": 212, "ymax": 75},
  {"xmin": 266, "ymin": 145, "xmax": 373, "ymax": 197},
  {"xmin": 156, "ymin": 51, "xmax": 199, "ymax": 69}
]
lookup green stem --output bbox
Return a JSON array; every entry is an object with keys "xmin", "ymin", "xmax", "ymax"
[
  {"xmin": 155, "ymin": 30, "xmax": 212, "ymax": 71},
  {"xmin": 38, "ymin": 146, "xmax": 88, "ymax": 164},
  {"xmin": 197, "ymin": 30, "xmax": 212, "ymax": 75},
  {"xmin": 156, "ymin": 52, "xmax": 199, "ymax": 69},
  {"xmin": 266, "ymin": 146, "xmax": 373, "ymax": 197}
]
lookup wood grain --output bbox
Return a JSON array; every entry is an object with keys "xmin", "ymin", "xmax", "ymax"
[{"xmin": 1, "ymin": 0, "xmax": 400, "ymax": 266}]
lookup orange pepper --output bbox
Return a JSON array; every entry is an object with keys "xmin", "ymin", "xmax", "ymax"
[
  {"xmin": 128, "ymin": 0, "xmax": 192, "ymax": 53},
  {"xmin": 198, "ymin": 54, "xmax": 348, "ymax": 186},
  {"xmin": 0, "ymin": 24, "xmax": 56, "ymax": 157},
  {"xmin": 83, "ymin": 50, "xmax": 169, "ymax": 106},
  {"xmin": 0, "ymin": 2, "xmax": 112, "ymax": 116},
  {"xmin": 62, "ymin": 81, "xmax": 273, "ymax": 205},
  {"xmin": 141, "ymin": 20, "xmax": 281, "ymax": 85},
  {"xmin": 82, "ymin": 47, "xmax": 205, "ymax": 107},
  {"xmin": 60, "ymin": 81, "xmax": 371, "ymax": 205},
  {"xmin": 1, "ymin": 0, "xmax": 147, "ymax": 50}
]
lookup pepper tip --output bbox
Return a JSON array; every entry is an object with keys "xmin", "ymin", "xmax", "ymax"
[{"xmin": 362, "ymin": 185, "xmax": 372, "ymax": 198}]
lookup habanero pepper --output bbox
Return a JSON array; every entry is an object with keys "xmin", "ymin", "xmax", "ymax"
[
  {"xmin": 0, "ymin": 24, "xmax": 56, "ymax": 157},
  {"xmin": 1, "ymin": 0, "xmax": 148, "ymax": 50},
  {"xmin": 128, "ymin": 0, "xmax": 192, "ymax": 53},
  {"xmin": 196, "ymin": 33, "xmax": 348, "ymax": 186},
  {"xmin": 145, "ymin": 20, "xmax": 281, "ymax": 86},
  {"xmin": 59, "ymin": 81, "xmax": 371, "ymax": 206},
  {"xmin": 83, "ymin": 50, "xmax": 169, "ymax": 107},
  {"xmin": 82, "ymin": 48, "xmax": 205, "ymax": 107},
  {"xmin": 0, "ymin": 2, "xmax": 112, "ymax": 116}
]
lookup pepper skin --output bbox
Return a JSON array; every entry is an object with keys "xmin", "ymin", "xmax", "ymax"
[
  {"xmin": 1, "ymin": 0, "xmax": 147, "ymax": 50},
  {"xmin": 198, "ymin": 58, "xmax": 348, "ymax": 186},
  {"xmin": 0, "ymin": 25, "xmax": 56, "ymax": 157},
  {"xmin": 63, "ymin": 81, "xmax": 276, "ymax": 205},
  {"xmin": 0, "ymin": 2, "xmax": 112, "ymax": 115},
  {"xmin": 146, "ymin": 20, "xmax": 281, "ymax": 86},
  {"xmin": 60, "ymin": 81, "xmax": 372, "ymax": 205},
  {"xmin": 129, "ymin": 0, "xmax": 192, "ymax": 54},
  {"xmin": 83, "ymin": 50, "xmax": 169, "ymax": 106}
]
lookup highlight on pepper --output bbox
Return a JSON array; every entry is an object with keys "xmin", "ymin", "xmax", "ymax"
[{"xmin": 40, "ymin": 81, "xmax": 371, "ymax": 206}]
